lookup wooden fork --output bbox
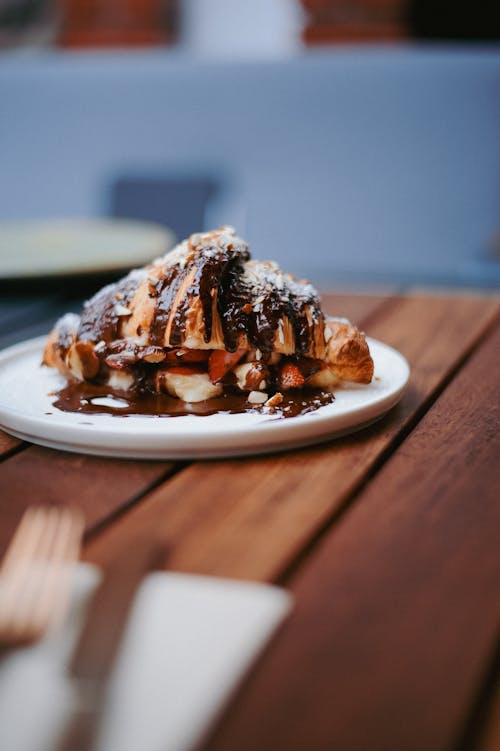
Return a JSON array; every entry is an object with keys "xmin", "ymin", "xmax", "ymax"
[{"xmin": 0, "ymin": 506, "xmax": 84, "ymax": 646}]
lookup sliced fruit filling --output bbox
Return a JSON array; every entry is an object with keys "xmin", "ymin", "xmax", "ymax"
[{"xmin": 98, "ymin": 346, "xmax": 339, "ymax": 403}]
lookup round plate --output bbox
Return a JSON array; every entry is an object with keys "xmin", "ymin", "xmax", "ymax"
[
  {"xmin": 0, "ymin": 337, "xmax": 409, "ymax": 459},
  {"xmin": 0, "ymin": 219, "xmax": 175, "ymax": 279}
]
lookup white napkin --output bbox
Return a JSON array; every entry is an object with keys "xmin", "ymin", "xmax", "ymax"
[{"xmin": 0, "ymin": 564, "xmax": 292, "ymax": 751}]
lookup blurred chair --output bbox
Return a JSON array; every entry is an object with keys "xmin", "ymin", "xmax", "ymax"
[{"xmin": 110, "ymin": 175, "xmax": 219, "ymax": 242}]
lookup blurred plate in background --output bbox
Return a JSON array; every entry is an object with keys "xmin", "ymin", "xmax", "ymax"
[{"xmin": 0, "ymin": 219, "xmax": 175, "ymax": 279}]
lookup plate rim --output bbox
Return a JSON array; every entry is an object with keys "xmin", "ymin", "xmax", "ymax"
[{"xmin": 0, "ymin": 335, "xmax": 410, "ymax": 458}]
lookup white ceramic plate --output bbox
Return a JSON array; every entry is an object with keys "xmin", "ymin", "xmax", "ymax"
[
  {"xmin": 0, "ymin": 336, "xmax": 409, "ymax": 459},
  {"xmin": 0, "ymin": 219, "xmax": 175, "ymax": 279}
]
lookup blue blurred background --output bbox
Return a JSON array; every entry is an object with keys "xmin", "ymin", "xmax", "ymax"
[{"xmin": 1, "ymin": 0, "xmax": 499, "ymax": 290}]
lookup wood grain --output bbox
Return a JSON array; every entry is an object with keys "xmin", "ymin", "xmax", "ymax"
[
  {"xmin": 85, "ymin": 296, "xmax": 499, "ymax": 581},
  {"xmin": 203, "ymin": 320, "xmax": 500, "ymax": 751},
  {"xmin": 0, "ymin": 446, "xmax": 174, "ymax": 555},
  {"xmin": 0, "ymin": 430, "xmax": 22, "ymax": 459},
  {"xmin": 321, "ymin": 292, "xmax": 388, "ymax": 325}
]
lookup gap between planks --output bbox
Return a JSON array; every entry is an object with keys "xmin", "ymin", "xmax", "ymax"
[
  {"xmin": 0, "ymin": 449, "xmax": 181, "ymax": 557},
  {"xmin": 459, "ymin": 639, "xmax": 500, "ymax": 751},
  {"xmin": 84, "ymin": 294, "xmax": 499, "ymax": 580},
  {"xmin": 0, "ymin": 431, "xmax": 24, "ymax": 461},
  {"xmin": 472, "ymin": 668, "xmax": 500, "ymax": 751}
]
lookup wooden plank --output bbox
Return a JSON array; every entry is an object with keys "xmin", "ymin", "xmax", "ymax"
[
  {"xmin": 0, "ymin": 429, "xmax": 22, "ymax": 458},
  {"xmin": 82, "ymin": 294, "xmax": 386, "ymax": 568},
  {"xmin": 320, "ymin": 292, "xmax": 388, "ymax": 326},
  {"xmin": 85, "ymin": 296, "xmax": 499, "ymax": 579},
  {"xmin": 203, "ymin": 321, "xmax": 500, "ymax": 751},
  {"xmin": 0, "ymin": 294, "xmax": 380, "ymax": 540},
  {"xmin": 0, "ymin": 293, "xmax": 381, "ymax": 548},
  {"xmin": 0, "ymin": 446, "xmax": 175, "ymax": 556}
]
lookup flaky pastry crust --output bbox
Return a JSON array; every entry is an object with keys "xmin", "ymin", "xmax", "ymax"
[{"xmin": 43, "ymin": 227, "xmax": 374, "ymax": 398}]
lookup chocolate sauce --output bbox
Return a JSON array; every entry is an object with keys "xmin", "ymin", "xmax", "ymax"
[
  {"xmin": 77, "ymin": 269, "xmax": 145, "ymax": 345},
  {"xmin": 52, "ymin": 382, "xmax": 335, "ymax": 420}
]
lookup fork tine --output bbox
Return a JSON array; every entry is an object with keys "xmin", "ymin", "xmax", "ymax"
[
  {"xmin": 28, "ymin": 508, "xmax": 84, "ymax": 637},
  {"xmin": 7, "ymin": 507, "xmax": 65, "ymax": 640},
  {"xmin": 1, "ymin": 507, "xmax": 47, "ymax": 574},
  {"xmin": 0, "ymin": 506, "xmax": 84, "ymax": 645},
  {"xmin": 0, "ymin": 508, "xmax": 51, "ymax": 631},
  {"xmin": 0, "ymin": 507, "xmax": 60, "ymax": 639}
]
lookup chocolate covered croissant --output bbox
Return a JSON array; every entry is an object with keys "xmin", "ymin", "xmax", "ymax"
[{"xmin": 43, "ymin": 227, "xmax": 373, "ymax": 404}]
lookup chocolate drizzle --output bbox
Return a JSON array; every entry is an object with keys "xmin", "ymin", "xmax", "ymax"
[
  {"xmin": 77, "ymin": 269, "xmax": 145, "ymax": 345},
  {"xmin": 150, "ymin": 265, "xmax": 183, "ymax": 346}
]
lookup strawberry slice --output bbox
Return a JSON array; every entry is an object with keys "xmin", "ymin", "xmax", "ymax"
[
  {"xmin": 165, "ymin": 349, "xmax": 209, "ymax": 364},
  {"xmin": 208, "ymin": 349, "xmax": 246, "ymax": 383},
  {"xmin": 278, "ymin": 360, "xmax": 305, "ymax": 390}
]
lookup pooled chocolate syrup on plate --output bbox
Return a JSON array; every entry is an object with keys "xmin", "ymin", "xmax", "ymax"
[{"xmin": 52, "ymin": 382, "xmax": 335, "ymax": 420}]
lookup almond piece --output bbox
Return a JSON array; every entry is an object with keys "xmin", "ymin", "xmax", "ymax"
[
  {"xmin": 247, "ymin": 390, "xmax": 268, "ymax": 404},
  {"xmin": 265, "ymin": 392, "xmax": 284, "ymax": 408},
  {"xmin": 142, "ymin": 350, "xmax": 167, "ymax": 364}
]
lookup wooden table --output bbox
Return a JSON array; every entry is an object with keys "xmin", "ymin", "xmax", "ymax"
[{"xmin": 1, "ymin": 291, "xmax": 499, "ymax": 751}]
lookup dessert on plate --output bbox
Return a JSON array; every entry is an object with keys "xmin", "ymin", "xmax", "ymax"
[{"xmin": 43, "ymin": 227, "xmax": 373, "ymax": 416}]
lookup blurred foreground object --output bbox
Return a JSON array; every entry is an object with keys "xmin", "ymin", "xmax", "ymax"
[{"xmin": 57, "ymin": 0, "xmax": 176, "ymax": 47}]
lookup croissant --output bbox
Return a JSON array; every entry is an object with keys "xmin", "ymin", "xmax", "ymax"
[{"xmin": 43, "ymin": 227, "xmax": 373, "ymax": 404}]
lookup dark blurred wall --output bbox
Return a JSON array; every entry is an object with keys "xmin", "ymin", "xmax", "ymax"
[{"xmin": 408, "ymin": 0, "xmax": 500, "ymax": 41}]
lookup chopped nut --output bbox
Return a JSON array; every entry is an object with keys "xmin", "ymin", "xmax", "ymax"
[
  {"xmin": 241, "ymin": 303, "xmax": 253, "ymax": 314},
  {"xmin": 114, "ymin": 304, "xmax": 132, "ymax": 316},
  {"xmin": 265, "ymin": 392, "xmax": 283, "ymax": 408},
  {"xmin": 247, "ymin": 390, "xmax": 268, "ymax": 404},
  {"xmin": 104, "ymin": 352, "xmax": 136, "ymax": 369},
  {"xmin": 233, "ymin": 361, "xmax": 269, "ymax": 391},
  {"xmin": 143, "ymin": 350, "xmax": 166, "ymax": 364}
]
